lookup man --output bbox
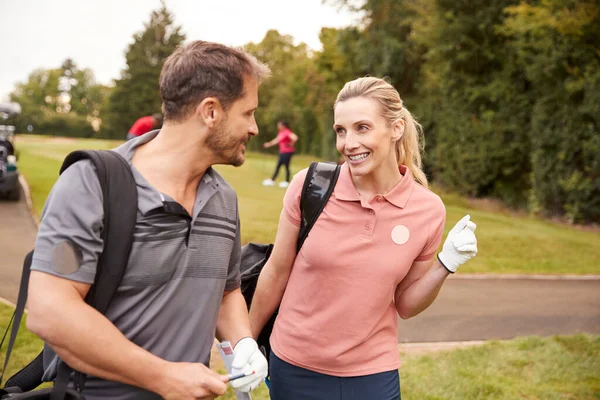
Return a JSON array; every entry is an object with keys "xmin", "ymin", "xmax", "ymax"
[
  {"xmin": 26, "ymin": 41, "xmax": 271, "ymax": 399},
  {"xmin": 126, "ymin": 113, "xmax": 163, "ymax": 141}
]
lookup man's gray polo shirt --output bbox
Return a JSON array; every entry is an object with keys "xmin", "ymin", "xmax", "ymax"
[{"xmin": 31, "ymin": 130, "xmax": 241, "ymax": 399}]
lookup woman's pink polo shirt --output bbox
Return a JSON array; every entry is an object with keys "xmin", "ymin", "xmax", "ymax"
[{"xmin": 270, "ymin": 163, "xmax": 446, "ymax": 376}]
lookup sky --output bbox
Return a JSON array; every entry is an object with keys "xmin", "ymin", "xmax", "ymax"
[{"xmin": 0, "ymin": 0, "xmax": 360, "ymax": 101}]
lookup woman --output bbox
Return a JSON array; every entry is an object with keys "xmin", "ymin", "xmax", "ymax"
[
  {"xmin": 249, "ymin": 77, "xmax": 478, "ymax": 399},
  {"xmin": 262, "ymin": 120, "xmax": 298, "ymax": 188}
]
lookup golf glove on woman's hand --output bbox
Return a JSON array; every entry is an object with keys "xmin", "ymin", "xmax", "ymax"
[
  {"xmin": 437, "ymin": 214, "xmax": 478, "ymax": 273},
  {"xmin": 230, "ymin": 337, "xmax": 268, "ymax": 392}
]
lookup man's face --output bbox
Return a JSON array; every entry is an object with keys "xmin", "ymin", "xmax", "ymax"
[{"xmin": 206, "ymin": 76, "xmax": 259, "ymax": 167}]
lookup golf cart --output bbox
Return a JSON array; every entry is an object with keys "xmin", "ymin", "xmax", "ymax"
[{"xmin": 0, "ymin": 102, "xmax": 21, "ymax": 201}]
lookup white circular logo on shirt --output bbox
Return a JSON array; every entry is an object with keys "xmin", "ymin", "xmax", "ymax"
[{"xmin": 391, "ymin": 225, "xmax": 410, "ymax": 245}]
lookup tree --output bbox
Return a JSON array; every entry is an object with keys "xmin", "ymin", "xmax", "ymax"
[
  {"xmin": 311, "ymin": 27, "xmax": 365, "ymax": 158},
  {"xmin": 501, "ymin": 0, "xmax": 600, "ymax": 223},
  {"xmin": 102, "ymin": 1, "xmax": 185, "ymax": 138},
  {"xmin": 413, "ymin": 0, "xmax": 533, "ymax": 206},
  {"xmin": 9, "ymin": 68, "xmax": 60, "ymax": 130},
  {"xmin": 59, "ymin": 59, "xmax": 107, "ymax": 121},
  {"xmin": 325, "ymin": 0, "xmax": 427, "ymax": 96},
  {"xmin": 10, "ymin": 59, "xmax": 108, "ymax": 136},
  {"xmin": 245, "ymin": 30, "xmax": 325, "ymax": 155}
]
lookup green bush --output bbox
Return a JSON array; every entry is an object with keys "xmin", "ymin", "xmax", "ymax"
[
  {"xmin": 33, "ymin": 113, "xmax": 94, "ymax": 138},
  {"xmin": 502, "ymin": 0, "xmax": 600, "ymax": 223}
]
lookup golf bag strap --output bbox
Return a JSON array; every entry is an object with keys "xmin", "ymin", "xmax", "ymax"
[
  {"xmin": 0, "ymin": 251, "xmax": 33, "ymax": 385},
  {"xmin": 60, "ymin": 150, "xmax": 138, "ymax": 315},
  {"xmin": 51, "ymin": 362, "xmax": 73, "ymax": 400},
  {"xmin": 297, "ymin": 162, "xmax": 341, "ymax": 252}
]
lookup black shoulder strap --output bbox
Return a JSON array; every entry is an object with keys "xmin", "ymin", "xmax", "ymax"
[
  {"xmin": 0, "ymin": 150, "xmax": 138, "ymax": 393},
  {"xmin": 0, "ymin": 252, "xmax": 34, "ymax": 386},
  {"xmin": 60, "ymin": 150, "xmax": 138, "ymax": 313},
  {"xmin": 297, "ymin": 162, "xmax": 340, "ymax": 253}
]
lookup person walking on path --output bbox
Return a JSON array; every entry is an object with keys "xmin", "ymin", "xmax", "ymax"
[
  {"xmin": 249, "ymin": 77, "xmax": 478, "ymax": 399},
  {"xmin": 262, "ymin": 120, "xmax": 298, "ymax": 188},
  {"xmin": 25, "ymin": 40, "xmax": 270, "ymax": 400}
]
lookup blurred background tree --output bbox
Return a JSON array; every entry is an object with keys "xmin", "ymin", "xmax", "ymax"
[
  {"xmin": 500, "ymin": 0, "xmax": 600, "ymax": 223},
  {"xmin": 9, "ymin": 58, "xmax": 108, "ymax": 137},
  {"xmin": 101, "ymin": 0, "xmax": 185, "ymax": 138},
  {"xmin": 9, "ymin": 0, "xmax": 599, "ymax": 223}
]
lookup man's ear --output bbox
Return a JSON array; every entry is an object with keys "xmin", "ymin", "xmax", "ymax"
[
  {"xmin": 195, "ymin": 97, "xmax": 224, "ymax": 128},
  {"xmin": 391, "ymin": 120, "xmax": 405, "ymax": 143}
]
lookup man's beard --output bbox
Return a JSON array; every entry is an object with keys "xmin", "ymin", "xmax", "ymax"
[{"xmin": 206, "ymin": 119, "xmax": 246, "ymax": 167}]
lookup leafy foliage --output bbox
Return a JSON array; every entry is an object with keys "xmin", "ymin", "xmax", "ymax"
[
  {"xmin": 9, "ymin": 59, "xmax": 107, "ymax": 137},
  {"xmin": 8, "ymin": 0, "xmax": 599, "ymax": 222},
  {"xmin": 101, "ymin": 1, "xmax": 184, "ymax": 138},
  {"xmin": 501, "ymin": 0, "xmax": 600, "ymax": 223}
]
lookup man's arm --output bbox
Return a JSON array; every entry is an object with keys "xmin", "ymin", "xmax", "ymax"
[
  {"xmin": 215, "ymin": 289, "xmax": 268, "ymax": 393},
  {"xmin": 215, "ymin": 288, "xmax": 252, "ymax": 347},
  {"xmin": 216, "ymin": 213, "xmax": 249, "ymax": 346},
  {"xmin": 27, "ymin": 272, "xmax": 167, "ymax": 390},
  {"xmin": 27, "ymin": 272, "xmax": 227, "ymax": 398}
]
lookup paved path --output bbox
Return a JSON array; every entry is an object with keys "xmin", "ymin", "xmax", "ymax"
[
  {"xmin": 397, "ymin": 277, "xmax": 600, "ymax": 342},
  {"xmin": 0, "ymin": 182, "xmax": 37, "ymax": 304},
  {"xmin": 1, "ymin": 185, "xmax": 599, "ymax": 343}
]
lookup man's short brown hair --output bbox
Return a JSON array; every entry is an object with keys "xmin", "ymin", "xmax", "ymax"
[{"xmin": 159, "ymin": 41, "xmax": 270, "ymax": 122}]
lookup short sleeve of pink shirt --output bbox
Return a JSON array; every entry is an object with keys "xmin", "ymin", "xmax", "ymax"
[{"xmin": 415, "ymin": 197, "xmax": 446, "ymax": 261}]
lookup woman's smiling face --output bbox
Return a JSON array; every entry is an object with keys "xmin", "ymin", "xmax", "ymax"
[{"xmin": 334, "ymin": 96, "xmax": 401, "ymax": 177}]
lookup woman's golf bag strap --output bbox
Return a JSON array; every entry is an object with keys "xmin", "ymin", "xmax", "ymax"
[
  {"xmin": 0, "ymin": 150, "xmax": 138, "ymax": 399},
  {"xmin": 298, "ymin": 161, "xmax": 341, "ymax": 252}
]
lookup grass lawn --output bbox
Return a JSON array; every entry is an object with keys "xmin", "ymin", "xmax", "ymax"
[
  {"xmin": 14, "ymin": 135, "xmax": 600, "ymax": 275},
  {"xmin": 1, "ymin": 304, "xmax": 598, "ymax": 399}
]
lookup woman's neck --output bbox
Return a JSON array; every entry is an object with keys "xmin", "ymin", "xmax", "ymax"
[{"xmin": 352, "ymin": 159, "xmax": 403, "ymax": 202}]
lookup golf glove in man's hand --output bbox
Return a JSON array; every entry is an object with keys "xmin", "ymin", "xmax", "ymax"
[
  {"xmin": 230, "ymin": 337, "xmax": 268, "ymax": 392},
  {"xmin": 437, "ymin": 214, "xmax": 478, "ymax": 273}
]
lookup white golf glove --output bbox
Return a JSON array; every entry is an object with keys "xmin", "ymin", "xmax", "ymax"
[
  {"xmin": 437, "ymin": 214, "xmax": 478, "ymax": 273},
  {"xmin": 230, "ymin": 337, "xmax": 268, "ymax": 392}
]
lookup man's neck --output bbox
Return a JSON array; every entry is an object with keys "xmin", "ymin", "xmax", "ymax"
[{"xmin": 132, "ymin": 123, "xmax": 214, "ymax": 213}]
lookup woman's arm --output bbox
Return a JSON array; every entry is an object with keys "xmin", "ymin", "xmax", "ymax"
[
  {"xmin": 395, "ymin": 215, "xmax": 478, "ymax": 319},
  {"xmin": 290, "ymin": 132, "xmax": 299, "ymax": 144},
  {"xmin": 248, "ymin": 216, "xmax": 299, "ymax": 339},
  {"xmin": 263, "ymin": 136, "xmax": 280, "ymax": 148},
  {"xmin": 394, "ymin": 259, "xmax": 450, "ymax": 319}
]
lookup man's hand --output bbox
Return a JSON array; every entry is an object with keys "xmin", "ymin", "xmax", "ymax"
[
  {"xmin": 159, "ymin": 362, "xmax": 228, "ymax": 400},
  {"xmin": 230, "ymin": 337, "xmax": 268, "ymax": 392},
  {"xmin": 437, "ymin": 214, "xmax": 478, "ymax": 273}
]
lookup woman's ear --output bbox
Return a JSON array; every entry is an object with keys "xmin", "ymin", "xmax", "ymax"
[{"xmin": 391, "ymin": 120, "xmax": 405, "ymax": 143}]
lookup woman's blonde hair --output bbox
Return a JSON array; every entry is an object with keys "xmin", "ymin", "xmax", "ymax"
[{"xmin": 334, "ymin": 77, "xmax": 428, "ymax": 187}]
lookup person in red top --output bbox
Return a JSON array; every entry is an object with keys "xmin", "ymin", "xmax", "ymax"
[
  {"xmin": 126, "ymin": 114, "xmax": 163, "ymax": 141},
  {"xmin": 262, "ymin": 120, "xmax": 298, "ymax": 188}
]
